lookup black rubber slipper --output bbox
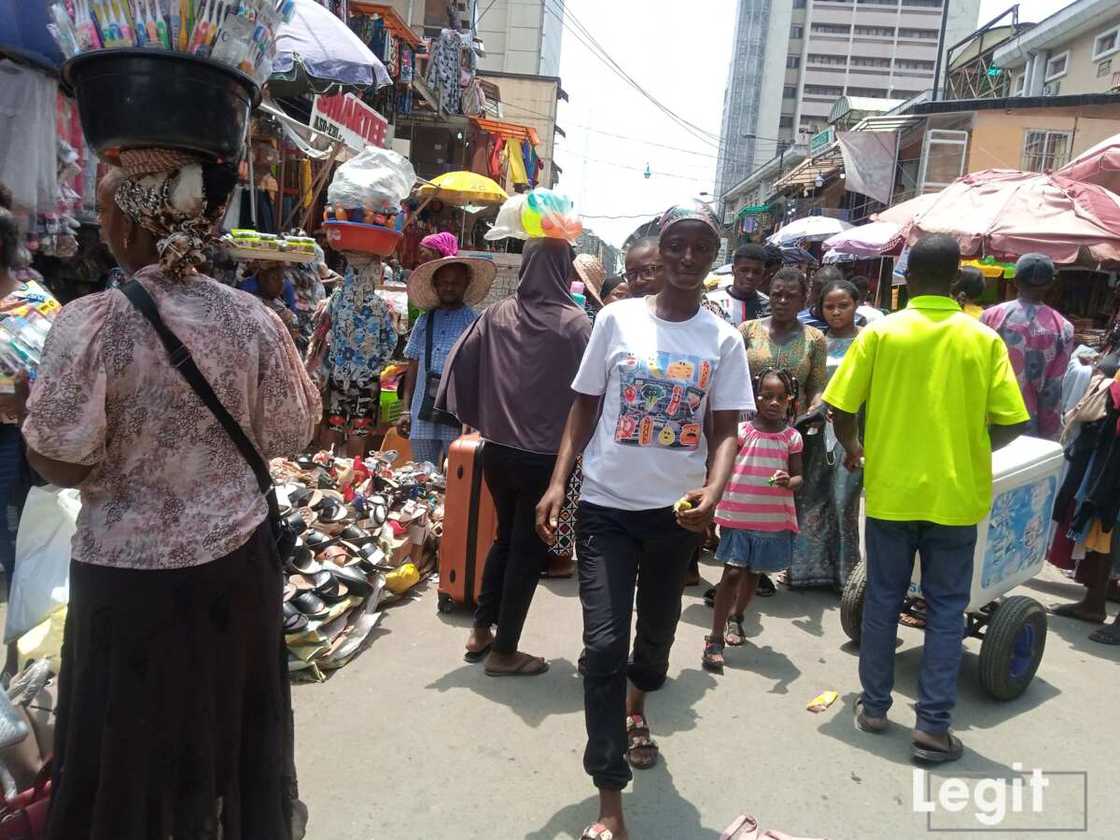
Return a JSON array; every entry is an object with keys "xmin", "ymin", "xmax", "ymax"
[{"xmin": 464, "ymin": 643, "xmax": 492, "ymax": 663}]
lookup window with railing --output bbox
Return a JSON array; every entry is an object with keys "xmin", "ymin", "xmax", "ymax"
[
  {"xmin": 787, "ymin": 55, "xmax": 802, "ymax": 68},
  {"xmin": 791, "ymin": 25, "xmax": 804, "ymax": 39},
  {"xmin": 807, "ymin": 53, "xmax": 848, "ymax": 65},
  {"xmin": 805, "ymin": 84, "xmax": 845, "ymax": 96},
  {"xmin": 851, "ymin": 57, "xmax": 892, "ymax": 68},
  {"xmin": 898, "ymin": 27, "xmax": 939, "ymax": 39},
  {"xmin": 1022, "ymin": 130, "xmax": 1072, "ymax": 172},
  {"xmin": 902, "ymin": 0, "xmax": 943, "ymax": 7},
  {"xmin": 846, "ymin": 86, "xmax": 890, "ymax": 97},
  {"xmin": 812, "ymin": 23, "xmax": 852, "ymax": 35},
  {"xmin": 854, "ymin": 25, "xmax": 895, "ymax": 37},
  {"xmin": 895, "ymin": 58, "xmax": 934, "ymax": 71}
]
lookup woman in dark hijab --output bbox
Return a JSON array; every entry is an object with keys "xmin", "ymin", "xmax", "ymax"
[{"xmin": 438, "ymin": 238, "xmax": 592, "ymax": 675}]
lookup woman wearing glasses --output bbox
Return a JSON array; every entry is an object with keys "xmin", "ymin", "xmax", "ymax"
[{"xmin": 621, "ymin": 237, "xmax": 663, "ymax": 297}]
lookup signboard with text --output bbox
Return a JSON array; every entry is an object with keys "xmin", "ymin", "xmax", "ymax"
[{"xmin": 311, "ymin": 93, "xmax": 388, "ymax": 152}]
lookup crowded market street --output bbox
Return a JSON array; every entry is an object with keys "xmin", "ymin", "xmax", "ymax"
[
  {"xmin": 293, "ymin": 561, "xmax": 1118, "ymax": 839},
  {"xmin": 3, "ymin": 0, "xmax": 1120, "ymax": 839}
]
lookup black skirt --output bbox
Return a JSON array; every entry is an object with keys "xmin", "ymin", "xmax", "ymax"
[{"xmin": 48, "ymin": 521, "xmax": 293, "ymax": 840}]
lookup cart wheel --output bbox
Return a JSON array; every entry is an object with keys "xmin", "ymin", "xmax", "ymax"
[
  {"xmin": 437, "ymin": 593, "xmax": 454, "ymax": 614},
  {"xmin": 978, "ymin": 595, "xmax": 1047, "ymax": 701},
  {"xmin": 840, "ymin": 560, "xmax": 868, "ymax": 644}
]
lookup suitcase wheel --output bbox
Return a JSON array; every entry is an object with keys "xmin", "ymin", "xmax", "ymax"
[{"xmin": 437, "ymin": 593, "xmax": 455, "ymax": 614}]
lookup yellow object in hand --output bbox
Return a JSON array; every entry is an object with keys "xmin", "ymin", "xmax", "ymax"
[{"xmin": 673, "ymin": 498, "xmax": 693, "ymax": 513}]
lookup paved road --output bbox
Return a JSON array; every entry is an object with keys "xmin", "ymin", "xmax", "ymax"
[{"xmin": 292, "ymin": 559, "xmax": 1118, "ymax": 840}]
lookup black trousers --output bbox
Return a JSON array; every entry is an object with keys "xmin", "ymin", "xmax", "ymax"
[
  {"xmin": 473, "ymin": 442, "xmax": 557, "ymax": 653},
  {"xmin": 577, "ymin": 502, "xmax": 701, "ymax": 790}
]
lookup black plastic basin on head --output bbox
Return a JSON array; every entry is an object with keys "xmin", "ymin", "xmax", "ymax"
[{"xmin": 62, "ymin": 49, "xmax": 261, "ymax": 163}]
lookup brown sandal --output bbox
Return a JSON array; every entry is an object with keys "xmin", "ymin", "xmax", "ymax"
[{"xmin": 625, "ymin": 714, "xmax": 659, "ymax": 770}]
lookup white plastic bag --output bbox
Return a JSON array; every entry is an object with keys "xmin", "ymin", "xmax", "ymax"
[
  {"xmin": 4, "ymin": 487, "xmax": 80, "ymax": 644},
  {"xmin": 326, "ymin": 147, "xmax": 416, "ymax": 212}
]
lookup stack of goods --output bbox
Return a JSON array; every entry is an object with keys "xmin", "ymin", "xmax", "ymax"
[
  {"xmin": 271, "ymin": 450, "xmax": 445, "ymax": 682},
  {"xmin": 48, "ymin": 0, "xmax": 294, "ymax": 85},
  {"xmin": 322, "ymin": 147, "xmax": 416, "ymax": 257},
  {"xmin": 222, "ymin": 229, "xmax": 318, "ymax": 263},
  {"xmin": 0, "ymin": 291, "xmax": 59, "ymax": 392},
  {"xmin": 484, "ymin": 188, "xmax": 583, "ymax": 244}
]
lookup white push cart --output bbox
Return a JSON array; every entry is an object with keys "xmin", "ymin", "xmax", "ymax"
[{"xmin": 840, "ymin": 436, "xmax": 1064, "ymax": 700}]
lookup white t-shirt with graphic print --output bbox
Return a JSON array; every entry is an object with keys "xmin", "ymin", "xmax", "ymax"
[{"xmin": 572, "ymin": 297, "xmax": 755, "ymax": 511}]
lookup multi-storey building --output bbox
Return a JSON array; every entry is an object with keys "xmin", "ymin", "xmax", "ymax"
[{"xmin": 716, "ymin": 0, "xmax": 979, "ymax": 198}]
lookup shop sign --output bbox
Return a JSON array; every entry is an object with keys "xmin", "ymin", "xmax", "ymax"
[
  {"xmin": 810, "ymin": 127, "xmax": 835, "ymax": 156},
  {"xmin": 737, "ymin": 203, "xmax": 771, "ymax": 217},
  {"xmin": 311, "ymin": 93, "xmax": 388, "ymax": 152}
]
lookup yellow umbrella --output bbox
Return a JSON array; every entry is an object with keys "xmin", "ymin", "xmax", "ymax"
[{"xmin": 417, "ymin": 171, "xmax": 508, "ymax": 206}]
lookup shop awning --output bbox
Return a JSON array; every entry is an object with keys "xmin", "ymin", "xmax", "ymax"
[
  {"xmin": 774, "ymin": 146, "xmax": 844, "ymax": 191},
  {"xmin": 349, "ymin": 2, "xmax": 424, "ymax": 49},
  {"xmin": 470, "ymin": 117, "xmax": 540, "ymax": 147}
]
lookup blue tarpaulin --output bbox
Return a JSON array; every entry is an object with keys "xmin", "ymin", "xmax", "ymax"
[{"xmin": 0, "ymin": 0, "xmax": 64, "ymax": 72}]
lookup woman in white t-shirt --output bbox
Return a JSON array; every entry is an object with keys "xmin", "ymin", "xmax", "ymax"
[{"xmin": 537, "ymin": 203, "xmax": 754, "ymax": 840}]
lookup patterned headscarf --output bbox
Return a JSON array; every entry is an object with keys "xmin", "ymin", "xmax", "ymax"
[
  {"xmin": 419, "ymin": 231, "xmax": 459, "ymax": 259},
  {"xmin": 112, "ymin": 149, "xmax": 218, "ymax": 280},
  {"xmin": 658, "ymin": 202, "xmax": 721, "ymax": 240}
]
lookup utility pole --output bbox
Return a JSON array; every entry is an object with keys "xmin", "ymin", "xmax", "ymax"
[{"xmin": 931, "ymin": 0, "xmax": 951, "ymax": 102}]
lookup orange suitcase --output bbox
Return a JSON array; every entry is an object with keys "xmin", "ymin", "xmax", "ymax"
[{"xmin": 437, "ymin": 435, "xmax": 499, "ymax": 612}]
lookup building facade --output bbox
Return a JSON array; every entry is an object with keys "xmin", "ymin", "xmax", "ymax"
[
  {"xmin": 474, "ymin": 0, "xmax": 565, "ymax": 76},
  {"xmin": 716, "ymin": 0, "xmax": 979, "ymax": 198},
  {"xmin": 993, "ymin": 0, "xmax": 1120, "ymax": 99}
]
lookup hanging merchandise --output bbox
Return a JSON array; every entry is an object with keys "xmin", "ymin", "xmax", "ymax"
[
  {"xmin": 0, "ymin": 60, "xmax": 59, "ymax": 213},
  {"xmin": 425, "ymin": 28, "xmax": 463, "ymax": 114}
]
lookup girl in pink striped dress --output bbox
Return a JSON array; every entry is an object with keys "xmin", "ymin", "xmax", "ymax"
[{"xmin": 703, "ymin": 368, "xmax": 804, "ymax": 673}]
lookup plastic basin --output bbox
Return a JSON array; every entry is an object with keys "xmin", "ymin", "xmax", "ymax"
[
  {"xmin": 322, "ymin": 221, "xmax": 402, "ymax": 257},
  {"xmin": 62, "ymin": 49, "xmax": 260, "ymax": 163}
]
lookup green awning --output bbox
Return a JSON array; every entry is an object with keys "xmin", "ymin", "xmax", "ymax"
[{"xmin": 736, "ymin": 204, "xmax": 771, "ymax": 218}]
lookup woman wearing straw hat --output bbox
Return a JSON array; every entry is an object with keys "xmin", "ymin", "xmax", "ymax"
[{"xmin": 398, "ymin": 255, "xmax": 495, "ymax": 466}]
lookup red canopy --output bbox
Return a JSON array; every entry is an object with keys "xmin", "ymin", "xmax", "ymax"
[{"xmin": 1054, "ymin": 132, "xmax": 1120, "ymax": 195}]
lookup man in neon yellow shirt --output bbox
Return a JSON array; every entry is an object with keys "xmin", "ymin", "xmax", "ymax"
[{"xmin": 824, "ymin": 234, "xmax": 1029, "ymax": 764}]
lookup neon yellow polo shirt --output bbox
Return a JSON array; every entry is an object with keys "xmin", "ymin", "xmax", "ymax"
[{"xmin": 823, "ymin": 296, "xmax": 1029, "ymax": 526}]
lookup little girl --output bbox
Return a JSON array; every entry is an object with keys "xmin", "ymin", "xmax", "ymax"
[{"xmin": 703, "ymin": 368, "xmax": 803, "ymax": 672}]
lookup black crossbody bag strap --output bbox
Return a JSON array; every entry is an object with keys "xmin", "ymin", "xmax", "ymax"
[{"xmin": 119, "ymin": 281, "xmax": 279, "ymax": 522}]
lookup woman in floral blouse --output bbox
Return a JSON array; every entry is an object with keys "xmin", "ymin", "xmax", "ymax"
[{"xmin": 21, "ymin": 154, "xmax": 320, "ymax": 840}]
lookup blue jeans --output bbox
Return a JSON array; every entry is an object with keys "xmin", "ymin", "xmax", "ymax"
[{"xmin": 860, "ymin": 518, "xmax": 977, "ymax": 734}]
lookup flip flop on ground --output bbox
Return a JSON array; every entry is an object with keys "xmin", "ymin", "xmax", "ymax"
[
  {"xmin": 1051, "ymin": 602, "xmax": 1106, "ymax": 624},
  {"xmin": 484, "ymin": 652, "xmax": 549, "ymax": 677}
]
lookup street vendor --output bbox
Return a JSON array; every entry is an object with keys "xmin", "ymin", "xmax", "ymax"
[
  {"xmin": 317, "ymin": 252, "xmax": 399, "ymax": 457},
  {"xmin": 20, "ymin": 155, "xmax": 320, "ymax": 839},
  {"xmin": 240, "ymin": 261, "xmax": 301, "ymax": 344},
  {"xmin": 398, "ymin": 255, "xmax": 493, "ymax": 466}
]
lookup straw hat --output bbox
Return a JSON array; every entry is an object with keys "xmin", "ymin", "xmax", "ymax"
[
  {"xmin": 406, "ymin": 256, "xmax": 497, "ymax": 310},
  {"xmin": 574, "ymin": 254, "xmax": 606, "ymax": 306}
]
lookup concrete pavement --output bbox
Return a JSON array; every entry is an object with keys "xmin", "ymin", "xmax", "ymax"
[{"xmin": 292, "ymin": 559, "xmax": 1118, "ymax": 840}]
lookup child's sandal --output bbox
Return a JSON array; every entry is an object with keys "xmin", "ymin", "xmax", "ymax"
[
  {"xmin": 702, "ymin": 635, "xmax": 725, "ymax": 673},
  {"xmin": 725, "ymin": 616, "xmax": 746, "ymax": 646}
]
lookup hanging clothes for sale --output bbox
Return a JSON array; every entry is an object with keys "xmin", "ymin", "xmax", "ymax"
[
  {"xmin": 489, "ymin": 137, "xmax": 506, "ymax": 183},
  {"xmin": 522, "ymin": 143, "xmax": 539, "ymax": 188},
  {"xmin": 0, "ymin": 60, "xmax": 58, "ymax": 212},
  {"xmin": 399, "ymin": 46, "xmax": 414, "ymax": 82},
  {"xmin": 505, "ymin": 140, "xmax": 529, "ymax": 187},
  {"xmin": 426, "ymin": 29, "xmax": 464, "ymax": 114}
]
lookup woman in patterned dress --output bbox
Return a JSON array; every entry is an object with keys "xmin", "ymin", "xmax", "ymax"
[{"xmin": 21, "ymin": 157, "xmax": 320, "ymax": 840}]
